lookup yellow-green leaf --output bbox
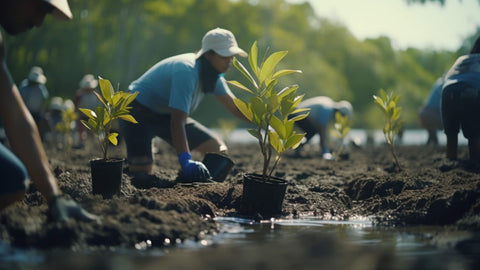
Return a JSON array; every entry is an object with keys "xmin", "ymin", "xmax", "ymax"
[
  {"xmin": 108, "ymin": 133, "xmax": 119, "ymax": 146},
  {"xmin": 233, "ymin": 98, "xmax": 253, "ymax": 121}
]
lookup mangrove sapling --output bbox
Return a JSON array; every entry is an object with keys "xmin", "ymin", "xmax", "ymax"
[
  {"xmin": 55, "ymin": 103, "xmax": 77, "ymax": 150},
  {"xmin": 373, "ymin": 89, "xmax": 403, "ymax": 171},
  {"xmin": 227, "ymin": 41, "xmax": 310, "ymax": 180},
  {"xmin": 79, "ymin": 77, "xmax": 138, "ymax": 160},
  {"xmin": 330, "ymin": 111, "xmax": 352, "ymax": 160}
]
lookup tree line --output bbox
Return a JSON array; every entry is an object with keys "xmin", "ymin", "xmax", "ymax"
[{"xmin": 4, "ymin": 0, "xmax": 479, "ymax": 129}]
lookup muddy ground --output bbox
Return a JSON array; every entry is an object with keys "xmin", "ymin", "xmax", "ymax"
[{"xmin": 1, "ymin": 139, "xmax": 480, "ymax": 269}]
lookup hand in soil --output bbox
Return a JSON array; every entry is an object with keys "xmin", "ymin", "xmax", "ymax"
[
  {"xmin": 49, "ymin": 196, "xmax": 99, "ymax": 222},
  {"xmin": 178, "ymin": 152, "xmax": 211, "ymax": 182}
]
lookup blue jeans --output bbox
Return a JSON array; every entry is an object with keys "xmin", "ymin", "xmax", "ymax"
[{"xmin": 0, "ymin": 143, "xmax": 28, "ymax": 195}]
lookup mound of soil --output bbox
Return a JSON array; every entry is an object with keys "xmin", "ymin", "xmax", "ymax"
[{"xmin": 1, "ymin": 140, "xmax": 480, "ymax": 250}]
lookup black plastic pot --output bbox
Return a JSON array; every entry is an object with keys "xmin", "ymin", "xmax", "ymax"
[
  {"xmin": 240, "ymin": 173, "xmax": 288, "ymax": 218},
  {"xmin": 202, "ymin": 153, "xmax": 234, "ymax": 182},
  {"xmin": 90, "ymin": 158, "xmax": 123, "ymax": 199}
]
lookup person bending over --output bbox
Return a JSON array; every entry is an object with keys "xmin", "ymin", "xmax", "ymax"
[
  {"xmin": 442, "ymin": 35, "xmax": 480, "ymax": 164},
  {"xmin": 122, "ymin": 28, "xmax": 249, "ymax": 182},
  {"xmin": 0, "ymin": 0, "xmax": 97, "ymax": 222}
]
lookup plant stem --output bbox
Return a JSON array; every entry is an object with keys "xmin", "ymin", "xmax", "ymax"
[{"xmin": 389, "ymin": 143, "xmax": 401, "ymax": 171}]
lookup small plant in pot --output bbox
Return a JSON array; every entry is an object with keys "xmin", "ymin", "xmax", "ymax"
[
  {"xmin": 227, "ymin": 41, "xmax": 309, "ymax": 218},
  {"xmin": 79, "ymin": 76, "xmax": 138, "ymax": 199}
]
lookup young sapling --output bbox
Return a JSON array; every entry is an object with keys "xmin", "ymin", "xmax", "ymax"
[
  {"xmin": 227, "ymin": 41, "xmax": 310, "ymax": 179},
  {"xmin": 79, "ymin": 77, "xmax": 138, "ymax": 160},
  {"xmin": 373, "ymin": 89, "xmax": 403, "ymax": 171}
]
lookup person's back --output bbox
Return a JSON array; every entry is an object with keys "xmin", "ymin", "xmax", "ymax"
[
  {"xmin": 295, "ymin": 96, "xmax": 353, "ymax": 159},
  {"xmin": 19, "ymin": 66, "xmax": 49, "ymax": 124},
  {"xmin": 298, "ymin": 96, "xmax": 337, "ymax": 126}
]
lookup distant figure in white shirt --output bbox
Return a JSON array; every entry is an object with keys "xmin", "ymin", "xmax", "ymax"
[{"xmin": 293, "ymin": 96, "xmax": 353, "ymax": 160}]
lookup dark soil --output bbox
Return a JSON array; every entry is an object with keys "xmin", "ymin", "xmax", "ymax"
[{"xmin": 1, "ymin": 140, "xmax": 480, "ymax": 268}]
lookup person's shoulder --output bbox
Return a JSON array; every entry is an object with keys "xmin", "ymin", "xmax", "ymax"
[{"xmin": 173, "ymin": 53, "xmax": 196, "ymax": 66}]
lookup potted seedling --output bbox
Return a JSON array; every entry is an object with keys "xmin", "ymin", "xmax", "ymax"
[
  {"xmin": 228, "ymin": 41, "xmax": 309, "ymax": 218},
  {"xmin": 54, "ymin": 99, "xmax": 77, "ymax": 151},
  {"xmin": 79, "ymin": 76, "xmax": 138, "ymax": 198},
  {"xmin": 330, "ymin": 111, "xmax": 352, "ymax": 160},
  {"xmin": 373, "ymin": 89, "xmax": 403, "ymax": 172}
]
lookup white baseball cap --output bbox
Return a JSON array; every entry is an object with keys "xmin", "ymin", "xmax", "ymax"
[
  {"xmin": 79, "ymin": 74, "xmax": 98, "ymax": 89},
  {"xmin": 43, "ymin": 0, "xmax": 73, "ymax": 20},
  {"xmin": 28, "ymin": 66, "xmax": 47, "ymax": 84},
  {"xmin": 196, "ymin": 28, "xmax": 247, "ymax": 58},
  {"xmin": 336, "ymin": 100, "xmax": 353, "ymax": 118}
]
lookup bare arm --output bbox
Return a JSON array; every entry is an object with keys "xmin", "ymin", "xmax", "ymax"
[
  {"xmin": 169, "ymin": 107, "xmax": 190, "ymax": 154},
  {"xmin": 215, "ymin": 93, "xmax": 250, "ymax": 123},
  {"xmin": 0, "ymin": 37, "xmax": 60, "ymax": 204}
]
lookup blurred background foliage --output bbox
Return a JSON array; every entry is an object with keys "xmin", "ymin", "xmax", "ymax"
[{"xmin": 3, "ymin": 0, "xmax": 480, "ymax": 129}]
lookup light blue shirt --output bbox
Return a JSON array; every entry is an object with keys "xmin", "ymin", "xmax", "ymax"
[
  {"xmin": 128, "ymin": 53, "xmax": 231, "ymax": 115},
  {"xmin": 443, "ymin": 53, "xmax": 480, "ymax": 90},
  {"xmin": 298, "ymin": 96, "xmax": 336, "ymax": 126},
  {"xmin": 424, "ymin": 76, "xmax": 444, "ymax": 109}
]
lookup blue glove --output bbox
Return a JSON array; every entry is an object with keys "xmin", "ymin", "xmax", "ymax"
[{"xmin": 178, "ymin": 152, "xmax": 211, "ymax": 182}]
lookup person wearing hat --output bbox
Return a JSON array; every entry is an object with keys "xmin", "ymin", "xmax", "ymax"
[
  {"xmin": 442, "ymin": 35, "xmax": 480, "ymax": 164},
  {"xmin": 73, "ymin": 74, "xmax": 100, "ymax": 147},
  {"xmin": 0, "ymin": 0, "xmax": 97, "ymax": 222},
  {"xmin": 292, "ymin": 96, "xmax": 353, "ymax": 160},
  {"xmin": 122, "ymin": 27, "xmax": 249, "ymax": 182},
  {"xmin": 18, "ymin": 66, "xmax": 50, "ymax": 139}
]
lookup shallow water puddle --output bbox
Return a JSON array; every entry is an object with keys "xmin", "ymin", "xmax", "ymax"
[{"xmin": 1, "ymin": 217, "xmax": 478, "ymax": 269}]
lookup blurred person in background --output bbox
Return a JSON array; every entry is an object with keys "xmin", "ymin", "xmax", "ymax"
[
  {"xmin": 0, "ymin": 0, "xmax": 97, "ymax": 221},
  {"xmin": 73, "ymin": 74, "xmax": 99, "ymax": 148},
  {"xmin": 122, "ymin": 28, "xmax": 248, "ymax": 182},
  {"xmin": 418, "ymin": 75, "xmax": 445, "ymax": 145},
  {"xmin": 292, "ymin": 96, "xmax": 353, "ymax": 160},
  {"xmin": 19, "ymin": 66, "xmax": 49, "ymax": 139},
  {"xmin": 441, "ymin": 35, "xmax": 480, "ymax": 164}
]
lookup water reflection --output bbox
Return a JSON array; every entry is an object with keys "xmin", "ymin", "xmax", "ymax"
[
  {"xmin": 207, "ymin": 217, "xmax": 479, "ymax": 269},
  {"xmin": 1, "ymin": 217, "xmax": 479, "ymax": 269}
]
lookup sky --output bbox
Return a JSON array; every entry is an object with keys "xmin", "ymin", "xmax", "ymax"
[{"xmin": 286, "ymin": 0, "xmax": 480, "ymax": 51}]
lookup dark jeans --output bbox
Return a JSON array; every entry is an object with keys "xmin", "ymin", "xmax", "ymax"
[
  {"xmin": 121, "ymin": 101, "xmax": 217, "ymax": 165},
  {"xmin": 442, "ymin": 82, "xmax": 480, "ymax": 140},
  {"xmin": 0, "ymin": 143, "xmax": 28, "ymax": 195}
]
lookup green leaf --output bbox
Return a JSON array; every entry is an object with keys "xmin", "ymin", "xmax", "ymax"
[
  {"xmin": 247, "ymin": 128, "xmax": 262, "ymax": 142},
  {"xmin": 268, "ymin": 131, "xmax": 284, "ymax": 154},
  {"xmin": 108, "ymin": 133, "xmax": 119, "ymax": 146},
  {"xmin": 118, "ymin": 114, "xmax": 138, "ymax": 124},
  {"xmin": 80, "ymin": 119, "xmax": 94, "ymax": 131},
  {"xmin": 278, "ymin": 85, "xmax": 298, "ymax": 98},
  {"xmin": 251, "ymin": 96, "xmax": 267, "ymax": 119},
  {"xmin": 233, "ymin": 98, "xmax": 253, "ymax": 121},
  {"xmin": 259, "ymin": 51, "xmax": 288, "ymax": 84},
  {"xmin": 285, "ymin": 133, "xmax": 305, "ymax": 150},
  {"xmin": 270, "ymin": 115, "xmax": 285, "ymax": 139},
  {"xmin": 79, "ymin": 108, "xmax": 96, "ymax": 119},
  {"xmin": 248, "ymin": 41, "xmax": 259, "ymax": 77},
  {"xmin": 98, "ymin": 76, "xmax": 115, "ymax": 104},
  {"xmin": 232, "ymin": 57, "xmax": 257, "ymax": 90},
  {"xmin": 272, "ymin": 69, "xmax": 302, "ymax": 80},
  {"xmin": 227, "ymin": 80, "xmax": 255, "ymax": 95},
  {"xmin": 289, "ymin": 112, "xmax": 309, "ymax": 122}
]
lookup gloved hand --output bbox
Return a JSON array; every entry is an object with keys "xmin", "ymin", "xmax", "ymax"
[
  {"xmin": 178, "ymin": 152, "xmax": 211, "ymax": 182},
  {"xmin": 49, "ymin": 195, "xmax": 99, "ymax": 222}
]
